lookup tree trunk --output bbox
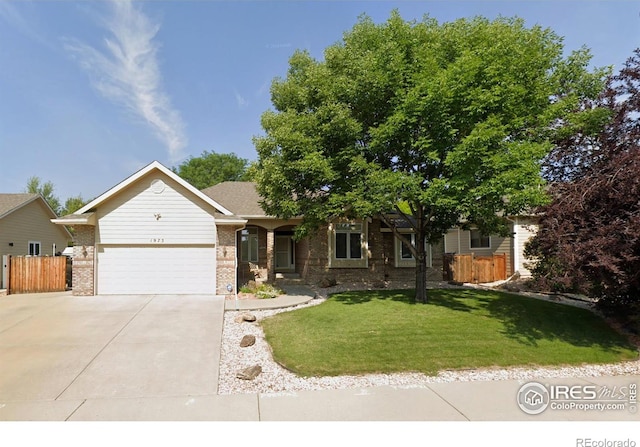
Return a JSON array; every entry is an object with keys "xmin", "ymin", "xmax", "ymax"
[
  {"xmin": 415, "ymin": 221, "xmax": 429, "ymax": 303},
  {"xmin": 415, "ymin": 252, "xmax": 428, "ymax": 303},
  {"xmin": 414, "ymin": 209, "xmax": 429, "ymax": 303}
]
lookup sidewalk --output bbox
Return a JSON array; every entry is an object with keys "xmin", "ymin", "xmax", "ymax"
[
  {"xmin": 223, "ymin": 284, "xmax": 317, "ymax": 311},
  {"xmin": 2, "ymin": 374, "xmax": 637, "ymax": 421}
]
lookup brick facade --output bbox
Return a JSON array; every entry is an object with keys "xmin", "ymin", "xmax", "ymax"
[
  {"xmin": 216, "ymin": 225, "xmax": 241, "ymax": 297},
  {"xmin": 71, "ymin": 225, "xmax": 95, "ymax": 296},
  {"xmin": 294, "ymin": 219, "xmax": 443, "ymax": 287}
]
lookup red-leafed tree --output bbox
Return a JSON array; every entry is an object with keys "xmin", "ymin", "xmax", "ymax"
[{"xmin": 526, "ymin": 49, "xmax": 640, "ymax": 328}]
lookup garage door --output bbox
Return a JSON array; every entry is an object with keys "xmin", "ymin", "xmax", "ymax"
[{"xmin": 97, "ymin": 245, "xmax": 216, "ymax": 295}]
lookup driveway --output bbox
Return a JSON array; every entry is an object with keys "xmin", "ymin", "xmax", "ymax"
[
  {"xmin": 0, "ymin": 292, "xmax": 257, "ymax": 420},
  {"xmin": 1, "ymin": 291, "xmax": 638, "ymax": 422}
]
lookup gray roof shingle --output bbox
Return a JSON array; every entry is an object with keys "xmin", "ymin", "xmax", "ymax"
[
  {"xmin": 201, "ymin": 182, "xmax": 267, "ymax": 217},
  {"xmin": 0, "ymin": 193, "xmax": 39, "ymax": 219}
]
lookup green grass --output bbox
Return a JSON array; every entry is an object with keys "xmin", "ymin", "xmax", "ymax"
[{"xmin": 260, "ymin": 289, "xmax": 638, "ymax": 377}]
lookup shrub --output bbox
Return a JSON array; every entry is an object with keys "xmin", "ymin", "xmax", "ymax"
[{"xmin": 240, "ymin": 282, "xmax": 284, "ymax": 299}]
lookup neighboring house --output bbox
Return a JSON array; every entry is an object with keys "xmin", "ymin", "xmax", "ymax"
[
  {"xmin": 54, "ymin": 161, "xmax": 538, "ymax": 297},
  {"xmin": 0, "ymin": 193, "xmax": 72, "ymax": 289},
  {"xmin": 444, "ymin": 216, "xmax": 539, "ymax": 278}
]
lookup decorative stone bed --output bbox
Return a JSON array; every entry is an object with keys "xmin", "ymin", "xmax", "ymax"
[{"xmin": 217, "ymin": 281, "xmax": 640, "ymax": 395}]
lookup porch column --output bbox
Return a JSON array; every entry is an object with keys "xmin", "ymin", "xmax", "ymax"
[
  {"xmin": 266, "ymin": 229, "xmax": 275, "ymax": 282},
  {"xmin": 72, "ymin": 225, "xmax": 95, "ymax": 296}
]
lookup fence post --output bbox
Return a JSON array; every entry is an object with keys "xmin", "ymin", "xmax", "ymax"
[{"xmin": 5, "ymin": 255, "xmax": 10, "ymax": 295}]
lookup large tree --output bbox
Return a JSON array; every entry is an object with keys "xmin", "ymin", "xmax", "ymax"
[
  {"xmin": 254, "ymin": 12, "xmax": 607, "ymax": 302},
  {"xmin": 173, "ymin": 150, "xmax": 250, "ymax": 190},
  {"xmin": 26, "ymin": 176, "xmax": 61, "ymax": 215},
  {"xmin": 61, "ymin": 195, "xmax": 87, "ymax": 216},
  {"xmin": 526, "ymin": 49, "xmax": 640, "ymax": 319}
]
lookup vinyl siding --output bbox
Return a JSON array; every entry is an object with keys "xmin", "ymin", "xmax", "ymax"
[
  {"xmin": 444, "ymin": 228, "xmax": 513, "ymax": 276},
  {"xmin": 95, "ymin": 174, "xmax": 217, "ymax": 245},
  {"xmin": 0, "ymin": 199, "xmax": 70, "ymax": 258},
  {"xmin": 0, "ymin": 199, "xmax": 70, "ymax": 289},
  {"xmin": 513, "ymin": 217, "xmax": 539, "ymax": 277}
]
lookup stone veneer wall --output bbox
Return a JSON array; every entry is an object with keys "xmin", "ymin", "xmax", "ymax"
[
  {"xmin": 72, "ymin": 225, "xmax": 95, "ymax": 296},
  {"xmin": 217, "ymin": 225, "xmax": 241, "ymax": 297},
  {"xmin": 296, "ymin": 219, "xmax": 444, "ymax": 286}
]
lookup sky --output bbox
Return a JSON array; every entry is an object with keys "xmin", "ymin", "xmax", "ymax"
[{"xmin": 0, "ymin": 0, "xmax": 638, "ymax": 203}]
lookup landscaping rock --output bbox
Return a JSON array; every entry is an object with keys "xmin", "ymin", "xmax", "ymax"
[
  {"xmin": 319, "ymin": 276, "xmax": 337, "ymax": 288},
  {"xmin": 236, "ymin": 365, "xmax": 262, "ymax": 380},
  {"xmin": 240, "ymin": 334, "xmax": 256, "ymax": 347},
  {"xmin": 234, "ymin": 312, "xmax": 257, "ymax": 323},
  {"xmin": 502, "ymin": 283, "xmax": 521, "ymax": 292}
]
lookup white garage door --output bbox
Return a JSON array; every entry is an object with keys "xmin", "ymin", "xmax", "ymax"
[{"xmin": 97, "ymin": 245, "xmax": 216, "ymax": 295}]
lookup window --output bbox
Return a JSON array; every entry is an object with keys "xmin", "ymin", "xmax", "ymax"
[
  {"xmin": 241, "ymin": 227, "xmax": 258, "ymax": 262},
  {"xmin": 329, "ymin": 221, "xmax": 368, "ymax": 268},
  {"xmin": 28, "ymin": 241, "xmax": 41, "ymax": 256},
  {"xmin": 400, "ymin": 234, "xmax": 416, "ymax": 259},
  {"xmin": 394, "ymin": 233, "xmax": 433, "ymax": 268},
  {"xmin": 334, "ymin": 223, "xmax": 362, "ymax": 259},
  {"xmin": 470, "ymin": 229, "xmax": 490, "ymax": 249}
]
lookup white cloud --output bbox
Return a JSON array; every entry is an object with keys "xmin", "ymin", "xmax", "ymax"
[
  {"xmin": 0, "ymin": 2, "xmax": 52, "ymax": 49},
  {"xmin": 234, "ymin": 90, "xmax": 249, "ymax": 110},
  {"xmin": 64, "ymin": 0, "xmax": 187, "ymax": 162}
]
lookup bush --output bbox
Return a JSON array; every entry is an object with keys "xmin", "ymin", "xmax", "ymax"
[{"xmin": 240, "ymin": 282, "xmax": 284, "ymax": 299}]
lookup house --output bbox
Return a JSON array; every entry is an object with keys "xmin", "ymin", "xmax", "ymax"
[
  {"xmin": 55, "ymin": 161, "xmax": 538, "ymax": 297},
  {"xmin": 52, "ymin": 161, "xmax": 246, "ymax": 296},
  {"xmin": 201, "ymin": 182, "xmax": 445, "ymax": 289},
  {"xmin": 0, "ymin": 193, "xmax": 72, "ymax": 289}
]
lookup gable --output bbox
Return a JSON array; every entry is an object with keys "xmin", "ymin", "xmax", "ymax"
[
  {"xmin": 0, "ymin": 193, "xmax": 41, "ymax": 219},
  {"xmin": 76, "ymin": 161, "xmax": 232, "ymax": 216},
  {"xmin": 94, "ymin": 171, "xmax": 218, "ymax": 245},
  {"xmin": 0, "ymin": 198, "xmax": 71, "ymax": 256}
]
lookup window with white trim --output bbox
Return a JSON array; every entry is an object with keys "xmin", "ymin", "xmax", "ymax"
[
  {"xmin": 28, "ymin": 241, "xmax": 41, "ymax": 256},
  {"xmin": 394, "ymin": 234, "xmax": 433, "ymax": 268},
  {"xmin": 335, "ymin": 223, "xmax": 362, "ymax": 259},
  {"xmin": 400, "ymin": 234, "xmax": 415, "ymax": 259},
  {"xmin": 329, "ymin": 221, "xmax": 367, "ymax": 268},
  {"xmin": 241, "ymin": 227, "xmax": 258, "ymax": 262},
  {"xmin": 469, "ymin": 229, "xmax": 490, "ymax": 249}
]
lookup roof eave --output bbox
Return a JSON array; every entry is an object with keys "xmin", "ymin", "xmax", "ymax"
[
  {"xmin": 51, "ymin": 212, "xmax": 97, "ymax": 226},
  {"xmin": 74, "ymin": 161, "xmax": 234, "ymax": 216},
  {"xmin": 215, "ymin": 217, "xmax": 249, "ymax": 225}
]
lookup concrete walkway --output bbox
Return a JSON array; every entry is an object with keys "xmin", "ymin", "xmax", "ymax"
[
  {"xmin": 0, "ymin": 291, "xmax": 638, "ymax": 421},
  {"xmin": 224, "ymin": 284, "xmax": 316, "ymax": 311}
]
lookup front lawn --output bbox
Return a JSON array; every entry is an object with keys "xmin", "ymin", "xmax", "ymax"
[{"xmin": 260, "ymin": 289, "xmax": 638, "ymax": 377}]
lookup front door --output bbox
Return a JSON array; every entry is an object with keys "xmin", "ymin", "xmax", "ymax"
[{"xmin": 275, "ymin": 235, "xmax": 295, "ymax": 271}]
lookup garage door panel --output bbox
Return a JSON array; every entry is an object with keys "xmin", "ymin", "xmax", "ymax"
[{"xmin": 97, "ymin": 246, "xmax": 216, "ymax": 295}]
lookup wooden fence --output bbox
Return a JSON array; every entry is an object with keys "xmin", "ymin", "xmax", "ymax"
[
  {"xmin": 7, "ymin": 255, "xmax": 67, "ymax": 294},
  {"xmin": 443, "ymin": 253, "xmax": 507, "ymax": 284}
]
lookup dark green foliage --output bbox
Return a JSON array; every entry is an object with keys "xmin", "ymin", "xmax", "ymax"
[
  {"xmin": 172, "ymin": 150, "xmax": 250, "ymax": 190},
  {"xmin": 255, "ymin": 12, "xmax": 606, "ymax": 302}
]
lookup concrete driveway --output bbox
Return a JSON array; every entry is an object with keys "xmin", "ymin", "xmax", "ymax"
[
  {"xmin": 1, "ymin": 291, "xmax": 638, "ymax": 422},
  {"xmin": 0, "ymin": 291, "xmax": 259, "ymax": 420}
]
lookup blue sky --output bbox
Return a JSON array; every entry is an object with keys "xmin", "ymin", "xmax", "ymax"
[{"xmin": 1, "ymin": 0, "xmax": 638, "ymax": 203}]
